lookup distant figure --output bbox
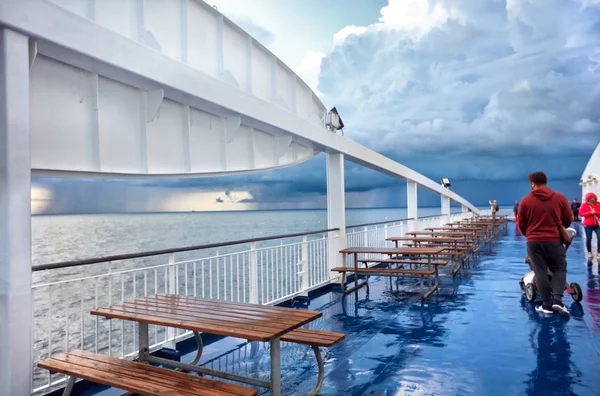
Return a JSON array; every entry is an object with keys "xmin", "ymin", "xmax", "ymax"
[
  {"xmin": 489, "ymin": 199, "xmax": 498, "ymax": 219},
  {"xmin": 513, "ymin": 200, "xmax": 519, "ymax": 223},
  {"xmin": 571, "ymin": 198, "xmax": 581, "ymax": 224},
  {"xmin": 578, "ymin": 192, "xmax": 600, "ymax": 260},
  {"xmin": 517, "ymin": 171, "xmax": 572, "ymax": 315}
]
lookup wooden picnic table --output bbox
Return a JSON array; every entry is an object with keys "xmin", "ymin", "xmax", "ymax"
[
  {"xmin": 406, "ymin": 231, "xmax": 472, "ymax": 238},
  {"xmin": 335, "ymin": 246, "xmax": 445, "ymax": 298},
  {"xmin": 404, "ymin": 232, "xmax": 479, "ymax": 244},
  {"xmin": 387, "ymin": 236, "xmax": 466, "ymax": 248},
  {"xmin": 91, "ymin": 294, "xmax": 322, "ymax": 396}
]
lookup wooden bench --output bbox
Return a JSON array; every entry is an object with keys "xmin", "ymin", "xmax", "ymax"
[
  {"xmin": 331, "ymin": 266, "xmax": 439, "ymax": 299},
  {"xmin": 357, "ymin": 258, "xmax": 448, "ymax": 266},
  {"xmin": 38, "ymin": 350, "xmax": 257, "ymax": 396},
  {"xmin": 281, "ymin": 328, "xmax": 345, "ymax": 396}
]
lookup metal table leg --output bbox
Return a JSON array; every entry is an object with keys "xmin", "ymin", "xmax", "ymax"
[
  {"xmin": 139, "ymin": 322, "xmax": 149, "ymax": 363},
  {"xmin": 62, "ymin": 376, "xmax": 76, "ymax": 396},
  {"xmin": 270, "ymin": 337, "xmax": 281, "ymax": 396},
  {"xmin": 307, "ymin": 345, "xmax": 324, "ymax": 396}
]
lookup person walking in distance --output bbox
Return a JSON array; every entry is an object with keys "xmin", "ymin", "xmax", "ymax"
[
  {"xmin": 489, "ymin": 200, "xmax": 497, "ymax": 219},
  {"xmin": 578, "ymin": 192, "xmax": 600, "ymax": 260},
  {"xmin": 513, "ymin": 200, "xmax": 519, "ymax": 223},
  {"xmin": 517, "ymin": 172, "xmax": 572, "ymax": 315},
  {"xmin": 571, "ymin": 198, "xmax": 581, "ymax": 224}
]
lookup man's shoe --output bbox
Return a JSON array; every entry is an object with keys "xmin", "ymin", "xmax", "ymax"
[
  {"xmin": 535, "ymin": 304, "xmax": 553, "ymax": 315},
  {"xmin": 552, "ymin": 300, "xmax": 569, "ymax": 315}
]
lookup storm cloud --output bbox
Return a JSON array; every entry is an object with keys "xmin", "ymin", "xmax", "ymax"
[{"xmin": 32, "ymin": 0, "xmax": 599, "ymax": 214}]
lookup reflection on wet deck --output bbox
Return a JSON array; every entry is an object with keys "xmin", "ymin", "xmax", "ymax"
[{"xmin": 94, "ymin": 224, "xmax": 600, "ymax": 395}]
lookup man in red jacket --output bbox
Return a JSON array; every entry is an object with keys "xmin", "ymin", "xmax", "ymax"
[{"xmin": 517, "ymin": 171, "xmax": 572, "ymax": 315}]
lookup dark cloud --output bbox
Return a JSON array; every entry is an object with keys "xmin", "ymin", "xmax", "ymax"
[{"xmin": 317, "ymin": 0, "xmax": 600, "ymax": 176}]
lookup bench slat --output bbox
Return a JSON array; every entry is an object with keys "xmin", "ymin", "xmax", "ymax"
[
  {"xmin": 39, "ymin": 351, "xmax": 256, "ymax": 396},
  {"xmin": 357, "ymin": 259, "xmax": 448, "ymax": 265},
  {"xmin": 331, "ymin": 267, "xmax": 435, "ymax": 276},
  {"xmin": 281, "ymin": 328, "xmax": 345, "ymax": 347}
]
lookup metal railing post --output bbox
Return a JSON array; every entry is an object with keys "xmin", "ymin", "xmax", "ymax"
[
  {"xmin": 299, "ymin": 235, "xmax": 309, "ymax": 296},
  {"xmin": 165, "ymin": 253, "xmax": 177, "ymax": 348},
  {"xmin": 249, "ymin": 242, "xmax": 258, "ymax": 304},
  {"xmin": 384, "ymin": 224, "xmax": 388, "ymax": 246}
]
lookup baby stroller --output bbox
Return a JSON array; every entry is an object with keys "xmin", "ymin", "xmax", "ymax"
[{"xmin": 519, "ymin": 227, "xmax": 583, "ymax": 303}]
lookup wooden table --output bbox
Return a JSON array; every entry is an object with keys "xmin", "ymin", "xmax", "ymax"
[
  {"xmin": 387, "ymin": 236, "xmax": 466, "ymax": 247},
  {"xmin": 407, "ymin": 231, "xmax": 472, "ymax": 237},
  {"xmin": 335, "ymin": 247, "xmax": 445, "ymax": 298},
  {"xmin": 91, "ymin": 294, "xmax": 322, "ymax": 396}
]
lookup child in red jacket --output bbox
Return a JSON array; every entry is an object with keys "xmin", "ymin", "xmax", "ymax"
[{"xmin": 579, "ymin": 192, "xmax": 600, "ymax": 260}]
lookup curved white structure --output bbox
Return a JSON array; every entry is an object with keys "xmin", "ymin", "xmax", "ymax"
[
  {"xmin": 0, "ymin": 2, "xmax": 484, "ymax": 395},
  {"xmin": 1, "ymin": 0, "xmax": 478, "ymax": 211},
  {"xmin": 26, "ymin": 0, "xmax": 324, "ymax": 177},
  {"xmin": 581, "ymin": 141, "xmax": 600, "ymax": 198}
]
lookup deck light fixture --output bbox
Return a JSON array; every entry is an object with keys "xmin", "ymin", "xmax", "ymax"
[{"xmin": 441, "ymin": 177, "xmax": 451, "ymax": 188}]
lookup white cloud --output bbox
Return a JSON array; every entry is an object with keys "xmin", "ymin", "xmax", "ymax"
[
  {"xmin": 333, "ymin": 25, "xmax": 368, "ymax": 45},
  {"xmin": 312, "ymin": 0, "xmax": 600, "ymax": 179},
  {"xmin": 294, "ymin": 51, "xmax": 326, "ymax": 94},
  {"xmin": 378, "ymin": 0, "xmax": 460, "ymax": 37}
]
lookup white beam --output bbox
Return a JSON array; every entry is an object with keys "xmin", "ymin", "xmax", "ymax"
[
  {"xmin": 180, "ymin": 0, "xmax": 188, "ymax": 64},
  {"xmin": 276, "ymin": 135, "xmax": 292, "ymax": 158},
  {"xmin": 270, "ymin": 56, "xmax": 277, "ymax": 103},
  {"xmin": 138, "ymin": 89, "xmax": 149, "ymax": 173},
  {"xmin": 183, "ymin": 105, "xmax": 191, "ymax": 172},
  {"xmin": 88, "ymin": 0, "xmax": 96, "ymax": 21},
  {"xmin": 0, "ymin": 28, "xmax": 32, "ymax": 396},
  {"xmin": 441, "ymin": 195, "xmax": 450, "ymax": 226},
  {"xmin": 327, "ymin": 153, "xmax": 346, "ymax": 278},
  {"xmin": 216, "ymin": 14, "xmax": 224, "ymax": 75},
  {"xmin": 407, "ymin": 181, "xmax": 418, "ymax": 219},
  {"xmin": 225, "ymin": 116, "xmax": 241, "ymax": 143},
  {"xmin": 246, "ymin": 37, "xmax": 252, "ymax": 94},
  {"xmin": 145, "ymin": 88, "xmax": 164, "ymax": 122},
  {"xmin": 91, "ymin": 73, "xmax": 100, "ymax": 171},
  {"xmin": 28, "ymin": 38, "xmax": 36, "ymax": 69},
  {"xmin": 407, "ymin": 181, "xmax": 417, "ymax": 231}
]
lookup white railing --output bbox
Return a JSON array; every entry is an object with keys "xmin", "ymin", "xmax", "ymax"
[{"xmin": 30, "ymin": 212, "xmax": 472, "ymax": 394}]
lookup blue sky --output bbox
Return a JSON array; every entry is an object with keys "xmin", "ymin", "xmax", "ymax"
[{"xmin": 33, "ymin": 0, "xmax": 600, "ymax": 214}]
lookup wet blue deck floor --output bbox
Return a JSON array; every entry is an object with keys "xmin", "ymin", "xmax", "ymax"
[{"xmin": 94, "ymin": 224, "xmax": 600, "ymax": 395}]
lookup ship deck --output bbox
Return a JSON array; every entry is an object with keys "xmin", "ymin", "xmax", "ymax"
[{"xmin": 86, "ymin": 223, "xmax": 600, "ymax": 395}]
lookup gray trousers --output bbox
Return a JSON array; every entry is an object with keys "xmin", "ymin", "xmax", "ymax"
[{"xmin": 526, "ymin": 242, "xmax": 567, "ymax": 305}]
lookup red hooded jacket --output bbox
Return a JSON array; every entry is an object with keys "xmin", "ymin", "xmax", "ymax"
[
  {"xmin": 517, "ymin": 187, "xmax": 572, "ymax": 242},
  {"xmin": 579, "ymin": 192, "xmax": 600, "ymax": 227}
]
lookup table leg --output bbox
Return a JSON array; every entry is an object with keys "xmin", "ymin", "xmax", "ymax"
[
  {"xmin": 270, "ymin": 337, "xmax": 281, "ymax": 396},
  {"xmin": 139, "ymin": 322, "xmax": 149, "ymax": 363},
  {"xmin": 62, "ymin": 376, "xmax": 76, "ymax": 396}
]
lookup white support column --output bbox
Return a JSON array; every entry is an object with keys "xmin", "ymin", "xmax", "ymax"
[
  {"xmin": 441, "ymin": 196, "xmax": 450, "ymax": 226},
  {"xmin": 461, "ymin": 205, "xmax": 469, "ymax": 221},
  {"xmin": 407, "ymin": 181, "xmax": 418, "ymax": 231},
  {"xmin": 0, "ymin": 28, "xmax": 32, "ymax": 396},
  {"xmin": 327, "ymin": 153, "xmax": 346, "ymax": 277}
]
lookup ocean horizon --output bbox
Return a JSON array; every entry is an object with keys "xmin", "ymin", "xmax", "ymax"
[
  {"xmin": 31, "ymin": 205, "xmax": 476, "ymax": 217},
  {"xmin": 34, "ymin": 207, "xmax": 488, "ymax": 267}
]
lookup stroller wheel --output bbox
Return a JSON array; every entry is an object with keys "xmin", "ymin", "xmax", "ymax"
[
  {"xmin": 569, "ymin": 282, "xmax": 583, "ymax": 302},
  {"xmin": 525, "ymin": 283, "xmax": 537, "ymax": 302}
]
